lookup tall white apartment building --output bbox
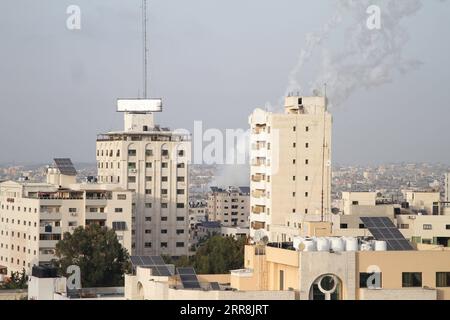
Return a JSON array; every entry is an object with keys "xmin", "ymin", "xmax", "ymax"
[
  {"xmin": 249, "ymin": 96, "xmax": 332, "ymax": 241},
  {"xmin": 96, "ymin": 103, "xmax": 191, "ymax": 257},
  {"xmin": 0, "ymin": 159, "xmax": 132, "ymax": 274},
  {"xmin": 207, "ymin": 187, "xmax": 250, "ymax": 227}
]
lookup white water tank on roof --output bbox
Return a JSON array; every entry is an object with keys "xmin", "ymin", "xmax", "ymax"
[
  {"xmin": 293, "ymin": 237, "xmax": 305, "ymax": 251},
  {"xmin": 317, "ymin": 238, "xmax": 331, "ymax": 252},
  {"xmin": 374, "ymin": 241, "xmax": 388, "ymax": 251},
  {"xmin": 303, "ymin": 238, "xmax": 317, "ymax": 252},
  {"xmin": 345, "ymin": 237, "xmax": 358, "ymax": 251},
  {"xmin": 330, "ymin": 238, "xmax": 345, "ymax": 252}
]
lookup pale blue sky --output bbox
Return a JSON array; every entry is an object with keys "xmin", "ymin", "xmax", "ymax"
[{"xmin": 0, "ymin": 0, "xmax": 449, "ymax": 165}]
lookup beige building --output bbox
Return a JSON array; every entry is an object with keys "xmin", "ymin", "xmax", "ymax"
[
  {"xmin": 403, "ymin": 190, "xmax": 441, "ymax": 215},
  {"xmin": 207, "ymin": 186, "xmax": 250, "ymax": 227},
  {"xmin": 96, "ymin": 104, "xmax": 191, "ymax": 257},
  {"xmin": 249, "ymin": 95, "xmax": 332, "ymax": 241},
  {"xmin": 0, "ymin": 159, "xmax": 132, "ymax": 275},
  {"xmin": 231, "ymin": 243, "xmax": 450, "ymax": 300}
]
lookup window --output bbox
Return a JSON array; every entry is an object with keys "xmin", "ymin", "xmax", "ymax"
[
  {"xmin": 178, "ymin": 150, "xmax": 184, "ymax": 157},
  {"xmin": 399, "ymin": 224, "xmax": 410, "ymax": 229},
  {"xmin": 177, "ymin": 177, "xmax": 185, "ymax": 182},
  {"xmin": 161, "ymin": 230, "xmax": 167, "ymax": 234},
  {"xmin": 115, "ymin": 208, "xmax": 123, "ymax": 213},
  {"xmin": 359, "ymin": 273, "xmax": 382, "ymax": 289},
  {"xmin": 352, "ymin": 201, "xmax": 359, "ymax": 205},
  {"xmin": 161, "ymin": 217, "xmax": 168, "ymax": 222},
  {"xmin": 340, "ymin": 224, "xmax": 348, "ymax": 229},
  {"xmin": 293, "ymin": 126, "xmax": 296, "ymax": 132},
  {"xmin": 146, "ymin": 150, "xmax": 153, "ymax": 156},
  {"xmin": 446, "ymin": 225, "xmax": 450, "ymax": 230},
  {"xmin": 146, "ymin": 162, "xmax": 152, "ymax": 168},
  {"xmin": 117, "ymin": 194, "xmax": 127, "ymax": 200},
  {"xmin": 161, "ymin": 242, "xmax": 168, "ymax": 248},
  {"xmin": 293, "ymin": 159, "xmax": 296, "ymax": 165},
  {"xmin": 176, "ymin": 242, "xmax": 185, "ymax": 248},
  {"xmin": 112, "ymin": 222, "xmax": 126, "ymax": 231},
  {"xmin": 128, "ymin": 150, "xmax": 136, "ymax": 156},
  {"xmin": 177, "ymin": 203, "xmax": 185, "ymax": 209},
  {"xmin": 128, "ymin": 162, "xmax": 136, "ymax": 169},
  {"xmin": 176, "ymin": 217, "xmax": 185, "ymax": 222},
  {"xmin": 162, "ymin": 162, "xmax": 168, "ymax": 168},
  {"xmin": 423, "ymin": 224, "xmax": 432, "ymax": 230},
  {"xmin": 69, "ymin": 208, "xmax": 77, "ymax": 213},
  {"xmin": 305, "ymin": 159, "xmax": 309, "ymax": 165},
  {"xmin": 177, "ymin": 189, "xmax": 185, "ymax": 195},
  {"xmin": 305, "ymin": 192, "xmax": 309, "ymax": 197},
  {"xmin": 436, "ymin": 272, "xmax": 450, "ymax": 287},
  {"xmin": 177, "ymin": 163, "xmax": 185, "ymax": 168},
  {"xmin": 145, "ymin": 189, "xmax": 152, "ymax": 195},
  {"xmin": 306, "ymin": 126, "xmax": 309, "ymax": 132},
  {"xmin": 145, "ymin": 203, "xmax": 152, "ymax": 208},
  {"xmin": 145, "ymin": 242, "xmax": 152, "ymax": 248},
  {"xmin": 128, "ymin": 176, "xmax": 136, "ymax": 183},
  {"xmin": 145, "ymin": 217, "xmax": 152, "ymax": 222},
  {"xmin": 145, "ymin": 230, "xmax": 151, "ymax": 234},
  {"xmin": 161, "ymin": 176, "xmax": 168, "ymax": 182},
  {"xmin": 176, "ymin": 229, "xmax": 184, "ymax": 235},
  {"xmin": 293, "ymin": 142, "xmax": 296, "ymax": 148},
  {"xmin": 402, "ymin": 272, "xmax": 422, "ymax": 287},
  {"xmin": 161, "ymin": 189, "xmax": 168, "ymax": 195},
  {"xmin": 162, "ymin": 150, "xmax": 169, "ymax": 156},
  {"xmin": 305, "ymin": 143, "xmax": 309, "ymax": 148},
  {"xmin": 161, "ymin": 203, "xmax": 168, "ymax": 209},
  {"xmin": 359, "ymin": 224, "xmax": 365, "ymax": 229},
  {"xmin": 279, "ymin": 270, "xmax": 284, "ymax": 290},
  {"xmin": 305, "ymin": 176, "xmax": 309, "ymax": 181}
]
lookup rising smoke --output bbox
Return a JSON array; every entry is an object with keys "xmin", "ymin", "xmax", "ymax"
[{"xmin": 287, "ymin": 0, "xmax": 447, "ymax": 108}]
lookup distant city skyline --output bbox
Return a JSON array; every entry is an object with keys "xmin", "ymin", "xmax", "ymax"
[{"xmin": 0, "ymin": 0, "xmax": 449, "ymax": 165}]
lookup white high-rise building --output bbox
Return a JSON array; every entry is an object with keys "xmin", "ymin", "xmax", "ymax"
[
  {"xmin": 96, "ymin": 101, "xmax": 191, "ymax": 256},
  {"xmin": 248, "ymin": 96, "xmax": 332, "ymax": 242}
]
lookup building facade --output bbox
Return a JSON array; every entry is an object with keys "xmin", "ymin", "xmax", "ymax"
[
  {"xmin": 249, "ymin": 96, "xmax": 332, "ymax": 241},
  {"xmin": 0, "ymin": 160, "xmax": 132, "ymax": 275},
  {"xmin": 207, "ymin": 187, "xmax": 250, "ymax": 227},
  {"xmin": 96, "ymin": 110, "xmax": 191, "ymax": 257}
]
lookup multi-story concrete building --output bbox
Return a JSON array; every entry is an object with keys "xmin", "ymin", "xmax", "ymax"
[
  {"xmin": 0, "ymin": 159, "xmax": 132, "ymax": 274},
  {"xmin": 207, "ymin": 187, "xmax": 250, "ymax": 227},
  {"xmin": 403, "ymin": 190, "xmax": 441, "ymax": 215},
  {"xmin": 96, "ymin": 103, "xmax": 191, "ymax": 257},
  {"xmin": 249, "ymin": 96, "xmax": 332, "ymax": 241}
]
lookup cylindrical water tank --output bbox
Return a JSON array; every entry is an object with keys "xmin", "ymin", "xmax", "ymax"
[
  {"xmin": 293, "ymin": 237, "xmax": 305, "ymax": 251},
  {"xmin": 330, "ymin": 238, "xmax": 345, "ymax": 252},
  {"xmin": 303, "ymin": 239, "xmax": 317, "ymax": 252},
  {"xmin": 345, "ymin": 237, "xmax": 358, "ymax": 251},
  {"xmin": 317, "ymin": 238, "xmax": 331, "ymax": 252},
  {"xmin": 374, "ymin": 241, "xmax": 387, "ymax": 251}
]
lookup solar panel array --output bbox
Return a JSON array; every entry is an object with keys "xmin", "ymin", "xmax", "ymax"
[
  {"xmin": 54, "ymin": 158, "xmax": 77, "ymax": 176},
  {"xmin": 130, "ymin": 255, "xmax": 173, "ymax": 276},
  {"xmin": 360, "ymin": 217, "xmax": 414, "ymax": 251},
  {"xmin": 177, "ymin": 267, "xmax": 201, "ymax": 289}
]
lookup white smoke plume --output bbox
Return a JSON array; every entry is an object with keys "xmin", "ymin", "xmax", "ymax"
[{"xmin": 287, "ymin": 0, "xmax": 447, "ymax": 108}]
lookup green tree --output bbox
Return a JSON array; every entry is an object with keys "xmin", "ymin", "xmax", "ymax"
[
  {"xmin": 53, "ymin": 224, "xmax": 131, "ymax": 287},
  {"xmin": 0, "ymin": 269, "xmax": 28, "ymax": 290},
  {"xmin": 191, "ymin": 236, "xmax": 246, "ymax": 274}
]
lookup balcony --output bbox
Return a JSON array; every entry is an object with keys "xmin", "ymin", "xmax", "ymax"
[
  {"xmin": 251, "ymin": 221, "xmax": 265, "ymax": 230},
  {"xmin": 39, "ymin": 227, "xmax": 62, "ymax": 234},
  {"xmin": 251, "ymin": 205, "xmax": 265, "ymax": 214},
  {"xmin": 39, "ymin": 240, "xmax": 59, "ymax": 248},
  {"xmin": 251, "ymin": 190, "xmax": 266, "ymax": 198},
  {"xmin": 251, "ymin": 174, "xmax": 264, "ymax": 182},
  {"xmin": 40, "ymin": 211, "xmax": 62, "ymax": 220}
]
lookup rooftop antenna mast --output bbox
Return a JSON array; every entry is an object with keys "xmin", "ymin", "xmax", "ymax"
[
  {"xmin": 142, "ymin": 0, "xmax": 148, "ymax": 99},
  {"xmin": 321, "ymin": 83, "xmax": 327, "ymax": 221}
]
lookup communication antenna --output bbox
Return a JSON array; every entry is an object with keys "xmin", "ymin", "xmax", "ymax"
[
  {"xmin": 321, "ymin": 83, "xmax": 328, "ymax": 221},
  {"xmin": 142, "ymin": 0, "xmax": 148, "ymax": 99}
]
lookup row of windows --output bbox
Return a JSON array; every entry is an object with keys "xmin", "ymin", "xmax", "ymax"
[
  {"xmin": 0, "ymin": 243, "xmax": 37, "ymax": 255},
  {"xmin": 1, "ymin": 218, "xmax": 37, "ymax": 227},
  {"xmin": 133, "ymin": 229, "xmax": 185, "ymax": 235},
  {"xmin": 143, "ymin": 216, "xmax": 186, "ymax": 222},
  {"xmin": 143, "ymin": 242, "xmax": 185, "ymax": 248},
  {"xmin": 0, "ymin": 230, "xmax": 37, "ymax": 240},
  {"xmin": 0, "ymin": 256, "xmax": 32, "ymax": 268},
  {"xmin": 1, "ymin": 205, "xmax": 37, "ymax": 213},
  {"xmin": 359, "ymin": 272, "xmax": 450, "ymax": 288},
  {"xmin": 97, "ymin": 149, "xmax": 186, "ymax": 158}
]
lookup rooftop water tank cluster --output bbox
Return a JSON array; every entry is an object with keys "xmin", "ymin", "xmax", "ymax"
[{"xmin": 293, "ymin": 237, "xmax": 387, "ymax": 252}]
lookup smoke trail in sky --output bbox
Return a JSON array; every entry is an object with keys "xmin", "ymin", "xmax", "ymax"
[{"xmin": 287, "ymin": 0, "xmax": 447, "ymax": 108}]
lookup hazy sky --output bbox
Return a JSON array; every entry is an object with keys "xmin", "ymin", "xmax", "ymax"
[{"xmin": 0, "ymin": 0, "xmax": 449, "ymax": 165}]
